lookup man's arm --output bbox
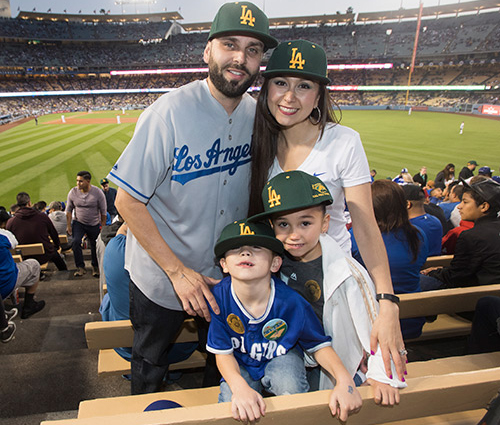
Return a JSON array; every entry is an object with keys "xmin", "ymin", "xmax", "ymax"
[
  {"xmin": 66, "ymin": 212, "xmax": 72, "ymax": 236},
  {"xmin": 115, "ymin": 188, "xmax": 219, "ymax": 321},
  {"xmin": 345, "ymin": 183, "xmax": 405, "ymax": 380}
]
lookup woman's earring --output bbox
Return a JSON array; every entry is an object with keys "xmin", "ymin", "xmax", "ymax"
[{"xmin": 309, "ymin": 106, "xmax": 321, "ymax": 125}]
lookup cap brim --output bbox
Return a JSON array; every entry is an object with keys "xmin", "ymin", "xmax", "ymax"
[
  {"xmin": 214, "ymin": 235, "xmax": 283, "ymax": 258},
  {"xmin": 262, "ymin": 69, "xmax": 330, "ymax": 85},
  {"xmin": 209, "ymin": 30, "xmax": 278, "ymax": 50}
]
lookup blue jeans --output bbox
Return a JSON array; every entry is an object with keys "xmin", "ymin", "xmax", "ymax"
[
  {"xmin": 71, "ymin": 221, "xmax": 100, "ymax": 268},
  {"xmin": 419, "ymin": 274, "xmax": 446, "ymax": 291},
  {"xmin": 219, "ymin": 348, "xmax": 309, "ymax": 402}
]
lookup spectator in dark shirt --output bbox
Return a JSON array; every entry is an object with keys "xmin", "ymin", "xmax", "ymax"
[
  {"xmin": 420, "ymin": 178, "xmax": 500, "ymax": 290},
  {"xmin": 6, "ymin": 192, "xmax": 67, "ymax": 270},
  {"xmin": 412, "ymin": 166, "xmax": 428, "ymax": 187},
  {"xmin": 100, "ymin": 178, "xmax": 118, "ymax": 220},
  {"xmin": 458, "ymin": 160, "xmax": 478, "ymax": 181}
]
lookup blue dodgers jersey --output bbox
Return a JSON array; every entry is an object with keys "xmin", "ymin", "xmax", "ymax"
[{"xmin": 207, "ymin": 276, "xmax": 331, "ymax": 381}]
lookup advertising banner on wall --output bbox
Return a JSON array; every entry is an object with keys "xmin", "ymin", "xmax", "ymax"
[{"xmin": 481, "ymin": 105, "xmax": 500, "ymax": 116}]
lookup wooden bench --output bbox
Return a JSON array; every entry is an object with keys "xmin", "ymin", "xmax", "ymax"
[
  {"xmin": 85, "ymin": 319, "xmax": 206, "ymax": 376},
  {"xmin": 422, "ymin": 254, "xmax": 454, "ymax": 269},
  {"xmin": 400, "ymin": 284, "xmax": 500, "ymax": 341},
  {"xmin": 41, "ymin": 364, "xmax": 500, "ymax": 425},
  {"xmin": 10, "ymin": 243, "xmax": 45, "ymax": 257},
  {"xmin": 77, "ymin": 351, "xmax": 500, "ymax": 419}
]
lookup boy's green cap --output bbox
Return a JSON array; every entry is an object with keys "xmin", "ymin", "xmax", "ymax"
[
  {"xmin": 248, "ymin": 171, "xmax": 333, "ymax": 222},
  {"xmin": 262, "ymin": 40, "xmax": 330, "ymax": 84},
  {"xmin": 209, "ymin": 2, "xmax": 278, "ymax": 50},
  {"xmin": 214, "ymin": 219, "xmax": 284, "ymax": 258}
]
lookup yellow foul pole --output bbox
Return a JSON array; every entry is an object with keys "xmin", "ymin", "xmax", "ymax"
[{"xmin": 405, "ymin": 1, "xmax": 424, "ymax": 106}]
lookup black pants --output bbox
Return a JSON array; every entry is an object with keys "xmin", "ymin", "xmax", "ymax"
[
  {"xmin": 129, "ymin": 281, "xmax": 187, "ymax": 394},
  {"xmin": 468, "ymin": 296, "xmax": 500, "ymax": 354}
]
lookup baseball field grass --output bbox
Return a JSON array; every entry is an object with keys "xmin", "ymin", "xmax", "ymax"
[{"xmin": 0, "ymin": 109, "xmax": 499, "ymax": 208}]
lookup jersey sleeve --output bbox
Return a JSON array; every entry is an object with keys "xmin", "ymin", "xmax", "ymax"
[
  {"xmin": 297, "ymin": 298, "xmax": 331, "ymax": 354},
  {"xmin": 108, "ymin": 105, "xmax": 174, "ymax": 203},
  {"xmin": 337, "ymin": 128, "xmax": 371, "ymax": 188},
  {"xmin": 206, "ymin": 304, "xmax": 234, "ymax": 355}
]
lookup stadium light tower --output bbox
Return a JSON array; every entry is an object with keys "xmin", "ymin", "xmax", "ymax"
[{"xmin": 114, "ymin": 0, "xmax": 158, "ymax": 14}]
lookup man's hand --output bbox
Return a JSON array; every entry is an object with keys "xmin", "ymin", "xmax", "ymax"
[
  {"xmin": 169, "ymin": 267, "xmax": 220, "ymax": 322},
  {"xmin": 420, "ymin": 266, "xmax": 441, "ymax": 275},
  {"xmin": 370, "ymin": 300, "xmax": 407, "ymax": 381},
  {"xmin": 66, "ymin": 226, "xmax": 72, "ymax": 236}
]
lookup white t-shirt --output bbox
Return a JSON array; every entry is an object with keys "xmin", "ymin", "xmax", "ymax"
[
  {"xmin": 108, "ymin": 80, "xmax": 255, "ymax": 310},
  {"xmin": 269, "ymin": 123, "xmax": 371, "ymax": 252}
]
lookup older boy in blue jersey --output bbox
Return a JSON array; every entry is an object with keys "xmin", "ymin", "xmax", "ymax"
[
  {"xmin": 207, "ymin": 220, "xmax": 362, "ymax": 423},
  {"xmin": 249, "ymin": 171, "xmax": 405, "ymax": 406}
]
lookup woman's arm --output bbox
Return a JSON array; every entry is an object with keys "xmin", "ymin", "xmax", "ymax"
[{"xmin": 345, "ymin": 183, "xmax": 406, "ymax": 381}]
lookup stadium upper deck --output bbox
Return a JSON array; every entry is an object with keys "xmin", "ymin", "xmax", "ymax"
[{"xmin": 0, "ymin": 1, "xmax": 499, "ymax": 72}]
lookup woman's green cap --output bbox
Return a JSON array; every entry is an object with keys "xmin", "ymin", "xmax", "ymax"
[
  {"xmin": 248, "ymin": 171, "xmax": 333, "ymax": 222},
  {"xmin": 209, "ymin": 2, "xmax": 278, "ymax": 50},
  {"xmin": 214, "ymin": 219, "xmax": 284, "ymax": 258},
  {"xmin": 262, "ymin": 40, "xmax": 330, "ymax": 84}
]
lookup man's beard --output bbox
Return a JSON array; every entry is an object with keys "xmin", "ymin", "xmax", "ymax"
[{"xmin": 208, "ymin": 59, "xmax": 258, "ymax": 98}]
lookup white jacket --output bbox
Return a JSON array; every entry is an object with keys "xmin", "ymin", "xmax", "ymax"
[{"xmin": 282, "ymin": 233, "xmax": 406, "ymax": 390}]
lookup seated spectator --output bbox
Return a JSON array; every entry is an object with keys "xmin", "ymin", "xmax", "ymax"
[
  {"xmin": 48, "ymin": 201, "xmax": 72, "ymax": 250},
  {"xmin": 458, "ymin": 160, "xmax": 478, "ymax": 181},
  {"xmin": 428, "ymin": 187, "xmax": 443, "ymax": 205},
  {"xmin": 1, "ymin": 297, "xmax": 16, "ymax": 343},
  {"xmin": 351, "ymin": 180, "xmax": 428, "ymax": 339},
  {"xmin": 9, "ymin": 204, "xmax": 19, "ymax": 215},
  {"xmin": 420, "ymin": 179, "xmax": 500, "ymax": 290},
  {"xmin": 100, "ymin": 178, "xmax": 118, "ymax": 221},
  {"xmin": 412, "ymin": 166, "xmax": 428, "ymax": 187},
  {"xmin": 393, "ymin": 168, "xmax": 413, "ymax": 185},
  {"xmin": 402, "ymin": 185, "xmax": 443, "ymax": 256},
  {"xmin": 478, "ymin": 166, "xmax": 494, "ymax": 179},
  {"xmin": 33, "ymin": 201, "xmax": 47, "ymax": 213},
  {"xmin": 6, "ymin": 192, "xmax": 67, "ymax": 271},
  {"xmin": 0, "ymin": 228, "xmax": 45, "ymax": 319},
  {"xmin": 434, "ymin": 163, "xmax": 455, "ymax": 190},
  {"xmin": 99, "ymin": 223, "xmax": 197, "ymax": 367},
  {"xmin": 439, "ymin": 182, "xmax": 463, "ymax": 222}
]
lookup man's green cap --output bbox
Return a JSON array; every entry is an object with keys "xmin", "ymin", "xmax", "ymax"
[
  {"xmin": 209, "ymin": 2, "xmax": 278, "ymax": 50},
  {"xmin": 262, "ymin": 40, "xmax": 330, "ymax": 84},
  {"xmin": 100, "ymin": 178, "xmax": 109, "ymax": 185},
  {"xmin": 214, "ymin": 219, "xmax": 284, "ymax": 258},
  {"xmin": 248, "ymin": 171, "xmax": 333, "ymax": 222},
  {"xmin": 468, "ymin": 160, "xmax": 478, "ymax": 166}
]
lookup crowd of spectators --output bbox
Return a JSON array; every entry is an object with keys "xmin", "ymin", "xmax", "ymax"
[{"xmin": 0, "ymin": 63, "xmax": 497, "ymax": 118}]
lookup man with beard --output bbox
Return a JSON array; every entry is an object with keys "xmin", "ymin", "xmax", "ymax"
[{"xmin": 108, "ymin": 2, "xmax": 277, "ymax": 394}]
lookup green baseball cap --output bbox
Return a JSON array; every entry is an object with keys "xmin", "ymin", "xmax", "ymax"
[
  {"xmin": 209, "ymin": 2, "xmax": 278, "ymax": 50},
  {"xmin": 248, "ymin": 171, "xmax": 333, "ymax": 222},
  {"xmin": 262, "ymin": 40, "xmax": 330, "ymax": 84},
  {"xmin": 100, "ymin": 178, "xmax": 109, "ymax": 185},
  {"xmin": 214, "ymin": 219, "xmax": 284, "ymax": 258}
]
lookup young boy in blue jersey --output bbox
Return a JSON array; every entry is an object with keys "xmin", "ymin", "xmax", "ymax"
[
  {"xmin": 249, "ymin": 171, "xmax": 405, "ymax": 406},
  {"xmin": 207, "ymin": 219, "xmax": 362, "ymax": 423}
]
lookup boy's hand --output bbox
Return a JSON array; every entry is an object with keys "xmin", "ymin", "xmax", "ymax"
[
  {"xmin": 231, "ymin": 385, "xmax": 266, "ymax": 423},
  {"xmin": 329, "ymin": 382, "xmax": 362, "ymax": 422},
  {"xmin": 365, "ymin": 378, "xmax": 400, "ymax": 406}
]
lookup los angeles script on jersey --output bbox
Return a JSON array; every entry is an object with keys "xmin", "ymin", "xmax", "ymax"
[
  {"xmin": 231, "ymin": 336, "xmax": 288, "ymax": 362},
  {"xmin": 172, "ymin": 139, "xmax": 251, "ymax": 185}
]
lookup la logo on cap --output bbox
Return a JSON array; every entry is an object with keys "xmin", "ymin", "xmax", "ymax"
[
  {"xmin": 240, "ymin": 4, "xmax": 255, "ymax": 27},
  {"xmin": 239, "ymin": 223, "xmax": 255, "ymax": 235},
  {"xmin": 267, "ymin": 185, "xmax": 281, "ymax": 208},
  {"xmin": 289, "ymin": 47, "xmax": 305, "ymax": 70}
]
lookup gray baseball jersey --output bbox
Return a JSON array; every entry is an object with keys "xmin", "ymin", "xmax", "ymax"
[{"xmin": 108, "ymin": 80, "xmax": 255, "ymax": 310}]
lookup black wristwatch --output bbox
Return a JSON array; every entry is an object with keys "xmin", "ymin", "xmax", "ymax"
[{"xmin": 376, "ymin": 293, "xmax": 400, "ymax": 305}]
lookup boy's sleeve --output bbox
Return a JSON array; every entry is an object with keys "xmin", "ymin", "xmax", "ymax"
[
  {"xmin": 297, "ymin": 299, "xmax": 331, "ymax": 354},
  {"xmin": 206, "ymin": 304, "xmax": 234, "ymax": 355}
]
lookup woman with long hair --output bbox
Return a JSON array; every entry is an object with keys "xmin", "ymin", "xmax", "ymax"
[
  {"xmin": 351, "ymin": 180, "xmax": 428, "ymax": 339},
  {"xmin": 434, "ymin": 163, "xmax": 455, "ymax": 189},
  {"xmin": 249, "ymin": 40, "xmax": 406, "ymax": 379}
]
